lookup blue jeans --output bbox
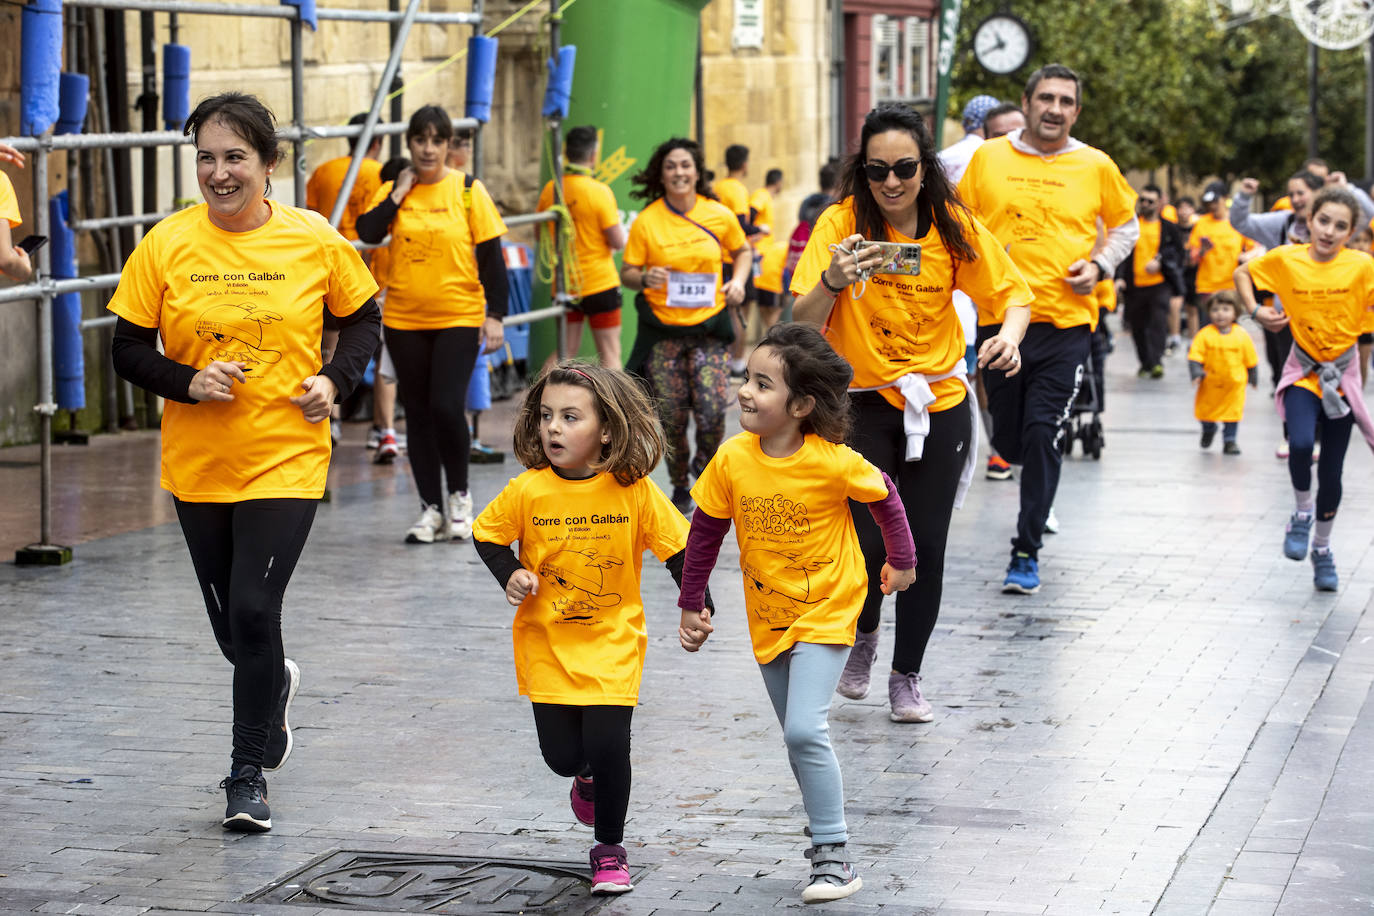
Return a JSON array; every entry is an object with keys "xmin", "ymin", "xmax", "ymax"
[
  {"xmin": 1201, "ymin": 421, "xmax": 1238, "ymax": 443},
  {"xmin": 758, "ymin": 642, "xmax": 851, "ymax": 845}
]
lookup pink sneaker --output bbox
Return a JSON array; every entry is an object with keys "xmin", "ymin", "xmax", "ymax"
[
  {"xmin": 589, "ymin": 843, "xmax": 633, "ymax": 894},
  {"xmin": 569, "ymin": 774, "xmax": 595, "ymax": 827},
  {"xmin": 836, "ymin": 630, "xmax": 879, "ymax": 699}
]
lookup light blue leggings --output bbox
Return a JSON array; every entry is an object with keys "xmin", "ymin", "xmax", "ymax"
[{"xmin": 758, "ymin": 641, "xmax": 850, "ymax": 845}]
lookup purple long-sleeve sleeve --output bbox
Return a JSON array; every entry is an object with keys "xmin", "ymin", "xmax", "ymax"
[
  {"xmin": 867, "ymin": 471, "xmax": 915, "ymax": 570},
  {"xmin": 677, "ymin": 509, "xmax": 732, "ymax": 611}
]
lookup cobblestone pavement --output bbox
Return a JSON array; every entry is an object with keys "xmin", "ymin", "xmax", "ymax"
[{"xmin": 3, "ymin": 325, "xmax": 1373, "ymax": 915}]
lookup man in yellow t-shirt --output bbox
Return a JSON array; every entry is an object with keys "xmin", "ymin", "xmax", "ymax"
[
  {"xmin": 749, "ymin": 168, "xmax": 785, "ymax": 335},
  {"xmin": 1190, "ymin": 182, "xmax": 1256, "ymax": 314},
  {"xmin": 537, "ymin": 125, "xmax": 626, "ymax": 369},
  {"xmin": 959, "ymin": 63, "xmax": 1139, "ymax": 594},
  {"xmin": 305, "ymin": 113, "xmax": 384, "ymax": 242},
  {"xmin": 714, "ymin": 144, "xmax": 762, "ymax": 375}
]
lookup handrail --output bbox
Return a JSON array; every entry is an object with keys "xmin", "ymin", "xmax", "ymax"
[{"xmin": 61, "ymin": 0, "xmax": 480, "ymax": 24}]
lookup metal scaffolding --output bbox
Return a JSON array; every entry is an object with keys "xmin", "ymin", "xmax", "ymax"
[{"xmin": 3, "ymin": 0, "xmax": 569, "ymax": 566}]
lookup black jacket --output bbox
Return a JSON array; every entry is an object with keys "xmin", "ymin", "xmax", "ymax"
[{"xmin": 1116, "ymin": 217, "xmax": 1186, "ymax": 298}]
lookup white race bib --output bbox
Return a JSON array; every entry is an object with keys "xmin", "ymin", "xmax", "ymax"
[{"xmin": 666, "ymin": 271, "xmax": 717, "ymax": 309}]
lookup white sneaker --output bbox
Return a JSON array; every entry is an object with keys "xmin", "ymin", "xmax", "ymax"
[
  {"xmin": 405, "ymin": 505, "xmax": 445, "ymax": 544},
  {"xmin": 1043, "ymin": 506, "xmax": 1059, "ymax": 534},
  {"xmin": 447, "ymin": 491, "xmax": 474, "ymax": 540}
]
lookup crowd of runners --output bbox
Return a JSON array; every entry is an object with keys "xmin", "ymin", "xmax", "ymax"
[{"xmin": 5, "ymin": 54, "xmax": 1371, "ymax": 905}]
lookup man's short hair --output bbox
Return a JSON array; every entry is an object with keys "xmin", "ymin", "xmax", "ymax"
[
  {"xmin": 1142, "ymin": 183, "xmax": 1162, "ymax": 197},
  {"xmin": 818, "ymin": 158, "xmax": 840, "ymax": 191},
  {"xmin": 1024, "ymin": 63, "xmax": 1081, "ymax": 107},
  {"xmin": 347, "ymin": 112, "xmax": 372, "ymax": 154},
  {"xmin": 765, "ymin": 168, "xmax": 783, "ymax": 186},
  {"xmin": 1303, "ymin": 157, "xmax": 1329, "ymax": 172},
  {"xmin": 1176, "ymin": 195, "xmax": 1195, "ymax": 209},
  {"xmin": 983, "ymin": 102, "xmax": 1023, "ymax": 124},
  {"xmin": 565, "ymin": 125, "xmax": 598, "ymax": 163},
  {"xmin": 725, "ymin": 144, "xmax": 749, "ymax": 171}
]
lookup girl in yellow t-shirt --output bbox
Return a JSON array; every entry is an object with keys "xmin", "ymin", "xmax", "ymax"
[
  {"xmin": 108, "ymin": 92, "xmax": 381, "ymax": 833},
  {"xmin": 1187, "ymin": 291, "xmax": 1258, "ymax": 453},
  {"xmin": 472, "ymin": 362, "xmax": 696, "ymax": 897},
  {"xmin": 677, "ymin": 323, "xmax": 915, "ymax": 905},
  {"xmin": 790, "ymin": 103, "xmax": 1031, "ymax": 720},
  {"xmin": 619, "ymin": 138, "xmax": 752, "ymax": 512},
  {"xmin": 1236, "ymin": 187, "xmax": 1374, "ymax": 592},
  {"xmin": 356, "ymin": 105, "xmax": 508, "ymax": 545}
]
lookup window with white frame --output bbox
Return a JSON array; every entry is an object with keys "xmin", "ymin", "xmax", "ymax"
[
  {"xmin": 872, "ymin": 14, "xmax": 900, "ymax": 102},
  {"xmin": 904, "ymin": 16, "xmax": 931, "ymax": 99},
  {"xmin": 873, "ymin": 14, "xmax": 933, "ymax": 101}
]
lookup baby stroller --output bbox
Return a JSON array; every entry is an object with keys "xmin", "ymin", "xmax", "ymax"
[{"xmin": 1061, "ymin": 327, "xmax": 1108, "ymax": 460}]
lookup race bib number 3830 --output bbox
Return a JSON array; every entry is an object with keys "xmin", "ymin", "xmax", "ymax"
[{"xmin": 666, "ymin": 271, "xmax": 718, "ymax": 309}]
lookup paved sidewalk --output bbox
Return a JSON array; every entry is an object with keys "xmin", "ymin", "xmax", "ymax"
[{"xmin": 2, "ymin": 324, "xmax": 1373, "ymax": 914}]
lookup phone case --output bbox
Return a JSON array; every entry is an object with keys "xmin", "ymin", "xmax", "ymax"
[{"xmin": 860, "ymin": 241, "xmax": 922, "ymax": 276}]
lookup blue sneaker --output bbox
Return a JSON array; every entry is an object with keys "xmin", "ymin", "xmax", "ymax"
[
  {"xmin": 1002, "ymin": 552, "xmax": 1040, "ymax": 594},
  {"xmin": 1283, "ymin": 512, "xmax": 1313, "ymax": 560},
  {"xmin": 1311, "ymin": 548, "xmax": 1338, "ymax": 591}
]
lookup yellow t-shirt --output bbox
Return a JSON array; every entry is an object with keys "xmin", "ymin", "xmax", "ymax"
[
  {"xmin": 959, "ymin": 136, "xmax": 1137, "ymax": 329},
  {"xmin": 1161, "ymin": 204, "xmax": 1178, "ymax": 223},
  {"xmin": 1188, "ymin": 324, "xmax": 1258, "ymax": 423},
  {"xmin": 1095, "ymin": 276, "xmax": 1117, "ymax": 313},
  {"xmin": 0, "ymin": 170, "xmax": 20, "ymax": 228},
  {"xmin": 1189, "ymin": 213, "xmax": 1254, "ymax": 295},
  {"xmin": 305, "ymin": 155, "xmax": 382, "ymax": 242},
  {"xmin": 1132, "ymin": 219, "xmax": 1165, "ymax": 287},
  {"xmin": 622, "ymin": 195, "xmax": 747, "ymax": 325},
  {"xmin": 106, "ymin": 201, "xmax": 378, "ymax": 501},
  {"xmin": 1271, "ymin": 196, "xmax": 1293, "ymax": 212},
  {"xmin": 755, "ymin": 236, "xmax": 788, "ymax": 294},
  {"xmin": 471, "ymin": 468, "xmax": 689, "ymax": 706},
  {"xmin": 537, "ymin": 172, "xmax": 621, "ymax": 297},
  {"xmin": 1247, "ymin": 245, "xmax": 1374, "ymax": 398},
  {"xmin": 790, "ymin": 197, "xmax": 1033, "ymax": 413},
  {"xmin": 714, "ymin": 176, "xmax": 749, "ymax": 219},
  {"xmin": 691, "ymin": 433, "xmax": 890, "ymax": 665},
  {"xmin": 749, "ymin": 187, "xmax": 775, "ymax": 235},
  {"xmin": 367, "ymin": 170, "xmax": 507, "ymax": 330}
]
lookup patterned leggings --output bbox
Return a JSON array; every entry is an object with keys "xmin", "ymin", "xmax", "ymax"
[{"xmin": 644, "ymin": 336, "xmax": 730, "ymax": 488}]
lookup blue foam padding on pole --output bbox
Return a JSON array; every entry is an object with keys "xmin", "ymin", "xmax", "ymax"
[
  {"xmin": 466, "ymin": 352, "xmax": 492, "ymax": 411},
  {"xmin": 163, "ymin": 44, "xmax": 191, "ymax": 129},
  {"xmin": 541, "ymin": 45, "xmax": 576, "ymax": 119},
  {"xmin": 282, "ymin": 0, "xmax": 316, "ymax": 30},
  {"xmin": 21, "ymin": 0, "xmax": 63, "ymax": 136},
  {"xmin": 49, "ymin": 192, "xmax": 86, "ymax": 410},
  {"xmin": 465, "ymin": 36, "xmax": 499, "ymax": 123},
  {"xmin": 56, "ymin": 72, "xmax": 89, "ymax": 135}
]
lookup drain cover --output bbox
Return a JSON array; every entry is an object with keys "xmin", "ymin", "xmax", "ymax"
[{"xmin": 250, "ymin": 850, "xmax": 637, "ymax": 914}]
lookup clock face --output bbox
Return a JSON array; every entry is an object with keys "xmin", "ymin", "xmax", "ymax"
[{"xmin": 974, "ymin": 14, "xmax": 1032, "ymax": 75}]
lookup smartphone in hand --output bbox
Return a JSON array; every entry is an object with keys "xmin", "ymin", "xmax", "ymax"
[{"xmin": 16, "ymin": 235, "xmax": 47, "ymax": 255}]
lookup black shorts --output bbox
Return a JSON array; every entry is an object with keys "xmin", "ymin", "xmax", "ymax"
[
  {"xmin": 1360, "ymin": 333, "xmax": 1373, "ymax": 345},
  {"xmin": 756, "ymin": 289, "xmax": 779, "ymax": 309},
  {"xmin": 572, "ymin": 287, "xmax": 622, "ymax": 316}
]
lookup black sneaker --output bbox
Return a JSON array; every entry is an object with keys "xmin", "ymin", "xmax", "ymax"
[
  {"xmin": 263, "ymin": 659, "xmax": 299, "ymax": 771},
  {"xmin": 671, "ymin": 486, "xmax": 693, "ymax": 516},
  {"xmin": 1201, "ymin": 426, "xmax": 1216, "ymax": 449},
  {"xmin": 1223, "ymin": 440, "xmax": 1241, "ymax": 455},
  {"xmin": 220, "ymin": 765, "xmax": 271, "ymax": 832}
]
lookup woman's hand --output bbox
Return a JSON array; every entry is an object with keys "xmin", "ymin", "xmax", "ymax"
[
  {"xmin": 481, "ymin": 315, "xmax": 505, "ymax": 355},
  {"xmin": 189, "ymin": 360, "xmax": 248, "ymax": 403},
  {"xmin": 879, "ymin": 564, "xmax": 916, "ymax": 595},
  {"xmin": 1253, "ymin": 304, "xmax": 1290, "ymax": 333},
  {"xmin": 0, "ymin": 142, "xmax": 24, "ymax": 169},
  {"xmin": 977, "ymin": 334, "xmax": 1023, "ymax": 377},
  {"xmin": 724, "ymin": 277, "xmax": 746, "ymax": 307},
  {"xmin": 823, "ymin": 233, "xmax": 886, "ymax": 291},
  {"xmin": 290, "ymin": 374, "xmax": 337, "ymax": 423},
  {"xmin": 679, "ymin": 608, "xmax": 714, "ymax": 652},
  {"xmin": 505, "ymin": 568, "xmax": 539, "ymax": 606},
  {"xmin": 642, "ymin": 266, "xmax": 665, "ymax": 290},
  {"xmin": 390, "ymin": 166, "xmax": 417, "ymax": 204},
  {"xmin": 1239, "ymin": 177, "xmax": 1259, "ymax": 196}
]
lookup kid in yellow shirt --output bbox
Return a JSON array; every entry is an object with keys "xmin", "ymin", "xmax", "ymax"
[
  {"xmin": 678, "ymin": 324, "xmax": 914, "ymax": 905},
  {"xmin": 1187, "ymin": 291, "xmax": 1258, "ymax": 454},
  {"xmin": 473, "ymin": 362, "xmax": 699, "ymax": 897}
]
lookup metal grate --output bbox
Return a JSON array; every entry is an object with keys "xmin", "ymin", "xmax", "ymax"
[{"xmin": 249, "ymin": 850, "xmax": 641, "ymax": 914}]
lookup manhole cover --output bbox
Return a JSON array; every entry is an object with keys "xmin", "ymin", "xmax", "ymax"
[{"xmin": 249, "ymin": 850, "xmax": 641, "ymax": 914}]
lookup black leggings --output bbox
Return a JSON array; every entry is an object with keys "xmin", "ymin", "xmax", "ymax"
[
  {"xmin": 1284, "ymin": 387, "xmax": 1354, "ymax": 520},
  {"xmin": 531, "ymin": 703, "xmax": 634, "ymax": 845},
  {"xmin": 849, "ymin": 393, "xmax": 972, "ymax": 675},
  {"xmin": 174, "ymin": 498, "xmax": 318, "ymax": 768},
  {"xmin": 384, "ymin": 325, "xmax": 481, "ymax": 506}
]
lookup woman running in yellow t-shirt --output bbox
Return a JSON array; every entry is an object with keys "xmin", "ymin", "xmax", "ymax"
[
  {"xmin": 357, "ymin": 105, "xmax": 508, "ymax": 544},
  {"xmin": 1236, "ymin": 186, "xmax": 1374, "ymax": 591},
  {"xmin": 108, "ymin": 92, "xmax": 381, "ymax": 833},
  {"xmin": 472, "ymin": 362, "xmax": 698, "ymax": 896},
  {"xmin": 791, "ymin": 104, "xmax": 1031, "ymax": 723},
  {"xmin": 677, "ymin": 323, "xmax": 915, "ymax": 904},
  {"xmin": 619, "ymin": 138, "xmax": 752, "ymax": 512}
]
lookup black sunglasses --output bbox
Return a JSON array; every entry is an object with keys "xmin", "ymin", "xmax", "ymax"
[{"xmin": 864, "ymin": 159, "xmax": 921, "ymax": 182}]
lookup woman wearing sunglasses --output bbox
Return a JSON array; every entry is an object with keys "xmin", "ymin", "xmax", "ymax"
[{"xmin": 791, "ymin": 103, "xmax": 1031, "ymax": 724}]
